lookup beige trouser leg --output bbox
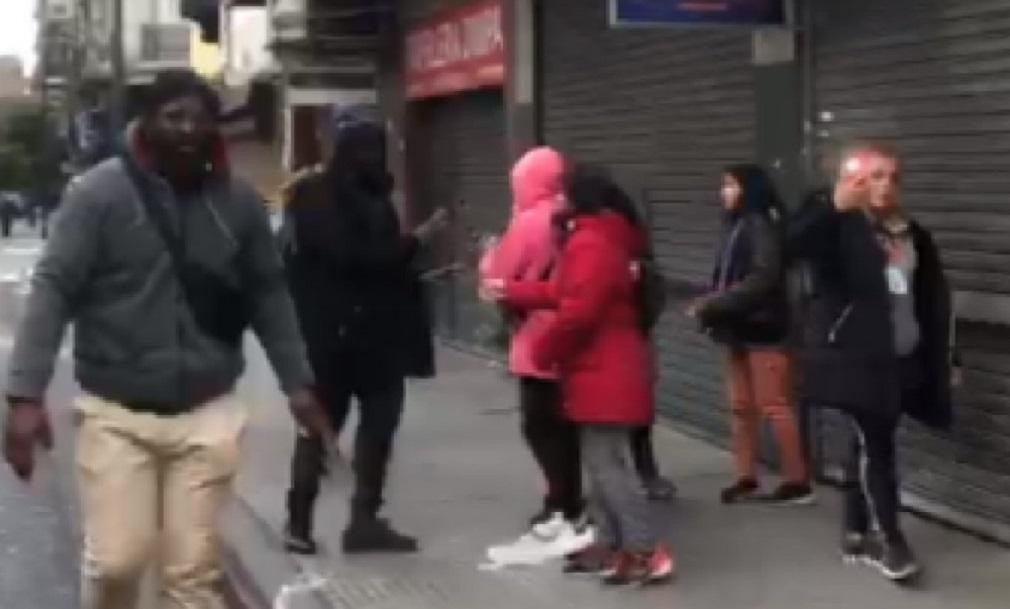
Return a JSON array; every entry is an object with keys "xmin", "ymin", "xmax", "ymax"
[
  {"xmin": 158, "ymin": 396, "xmax": 247, "ymax": 609},
  {"xmin": 76, "ymin": 396, "xmax": 247, "ymax": 609},
  {"xmin": 78, "ymin": 397, "xmax": 160, "ymax": 609}
]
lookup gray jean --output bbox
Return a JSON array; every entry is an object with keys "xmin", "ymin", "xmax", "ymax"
[{"xmin": 581, "ymin": 425, "xmax": 658, "ymax": 552}]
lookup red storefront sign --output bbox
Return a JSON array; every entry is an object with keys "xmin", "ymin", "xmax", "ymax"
[{"xmin": 405, "ymin": 0, "xmax": 506, "ymax": 100}]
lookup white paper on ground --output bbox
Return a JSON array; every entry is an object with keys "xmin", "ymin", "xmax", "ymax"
[{"xmin": 273, "ymin": 572, "xmax": 328, "ymax": 609}]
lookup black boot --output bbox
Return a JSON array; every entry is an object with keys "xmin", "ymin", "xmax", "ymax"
[
  {"xmin": 285, "ymin": 490, "xmax": 318, "ymax": 555},
  {"xmin": 284, "ymin": 435, "xmax": 323, "ymax": 555},
  {"xmin": 342, "ymin": 437, "xmax": 418, "ymax": 554},
  {"xmin": 342, "ymin": 514, "xmax": 419, "ymax": 554}
]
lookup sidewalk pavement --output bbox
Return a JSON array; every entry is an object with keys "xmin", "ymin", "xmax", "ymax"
[
  {"xmin": 226, "ymin": 345, "xmax": 1010, "ymax": 609},
  {"xmin": 0, "ymin": 234, "xmax": 79, "ymax": 609}
]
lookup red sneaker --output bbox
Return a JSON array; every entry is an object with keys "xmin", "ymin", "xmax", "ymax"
[
  {"xmin": 601, "ymin": 551, "xmax": 635, "ymax": 584},
  {"xmin": 644, "ymin": 545, "xmax": 676, "ymax": 584},
  {"xmin": 602, "ymin": 546, "xmax": 676, "ymax": 586}
]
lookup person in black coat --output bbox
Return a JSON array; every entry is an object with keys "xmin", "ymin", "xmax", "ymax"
[
  {"xmin": 280, "ymin": 111, "xmax": 446, "ymax": 555},
  {"xmin": 690, "ymin": 165, "xmax": 812, "ymax": 505},
  {"xmin": 0, "ymin": 195, "xmax": 18, "ymax": 238},
  {"xmin": 788, "ymin": 143, "xmax": 956, "ymax": 583}
]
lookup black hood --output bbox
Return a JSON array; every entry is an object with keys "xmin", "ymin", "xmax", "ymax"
[{"xmin": 326, "ymin": 120, "xmax": 391, "ymax": 196}]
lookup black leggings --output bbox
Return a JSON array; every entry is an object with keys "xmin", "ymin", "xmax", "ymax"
[
  {"xmin": 521, "ymin": 378, "xmax": 584, "ymax": 520},
  {"xmin": 844, "ymin": 412, "xmax": 903, "ymax": 543},
  {"xmin": 289, "ymin": 365, "xmax": 405, "ymax": 523},
  {"xmin": 629, "ymin": 426, "xmax": 660, "ymax": 481}
]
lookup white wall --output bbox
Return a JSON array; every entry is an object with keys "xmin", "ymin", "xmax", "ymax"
[{"xmin": 223, "ymin": 7, "xmax": 273, "ymax": 87}]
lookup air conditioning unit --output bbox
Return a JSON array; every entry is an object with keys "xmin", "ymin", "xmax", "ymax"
[
  {"xmin": 140, "ymin": 24, "xmax": 192, "ymax": 65},
  {"xmin": 45, "ymin": 0, "xmax": 75, "ymax": 22},
  {"xmin": 270, "ymin": 0, "xmax": 307, "ymax": 42}
]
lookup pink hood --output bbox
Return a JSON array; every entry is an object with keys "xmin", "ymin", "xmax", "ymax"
[
  {"xmin": 480, "ymin": 147, "xmax": 567, "ymax": 379},
  {"xmin": 511, "ymin": 147, "xmax": 566, "ymax": 214}
]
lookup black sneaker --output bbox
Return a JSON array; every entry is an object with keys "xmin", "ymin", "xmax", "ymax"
[
  {"xmin": 642, "ymin": 475, "xmax": 677, "ymax": 502},
  {"xmin": 763, "ymin": 482, "xmax": 816, "ymax": 506},
  {"xmin": 283, "ymin": 524, "xmax": 318, "ymax": 555},
  {"xmin": 868, "ymin": 537, "xmax": 921, "ymax": 582},
  {"xmin": 841, "ymin": 531, "xmax": 867, "ymax": 565},
  {"xmin": 720, "ymin": 478, "xmax": 759, "ymax": 504},
  {"xmin": 342, "ymin": 517, "xmax": 419, "ymax": 554}
]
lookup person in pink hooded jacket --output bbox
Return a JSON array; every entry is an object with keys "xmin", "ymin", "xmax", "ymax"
[{"xmin": 480, "ymin": 148, "xmax": 593, "ymax": 561}]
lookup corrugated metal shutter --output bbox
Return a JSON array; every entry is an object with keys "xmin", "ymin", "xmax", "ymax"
[
  {"xmin": 408, "ymin": 91, "xmax": 510, "ymax": 350},
  {"xmin": 539, "ymin": 0, "xmax": 756, "ymax": 438},
  {"xmin": 812, "ymin": 0, "xmax": 1010, "ymax": 529}
]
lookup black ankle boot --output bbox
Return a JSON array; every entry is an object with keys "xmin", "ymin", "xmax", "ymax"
[
  {"xmin": 284, "ymin": 489, "xmax": 319, "ymax": 555},
  {"xmin": 342, "ymin": 514, "xmax": 418, "ymax": 554},
  {"xmin": 285, "ymin": 435, "xmax": 323, "ymax": 555}
]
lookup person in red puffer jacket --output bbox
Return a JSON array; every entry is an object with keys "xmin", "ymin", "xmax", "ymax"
[{"xmin": 488, "ymin": 165, "xmax": 674, "ymax": 586}]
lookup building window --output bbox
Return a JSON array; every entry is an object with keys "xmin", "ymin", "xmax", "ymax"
[{"xmin": 140, "ymin": 23, "xmax": 192, "ymax": 63}]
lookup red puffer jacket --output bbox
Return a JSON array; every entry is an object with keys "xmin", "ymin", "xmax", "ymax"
[{"xmin": 505, "ymin": 211, "xmax": 655, "ymax": 425}]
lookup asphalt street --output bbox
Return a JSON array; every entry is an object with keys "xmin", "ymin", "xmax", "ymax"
[{"xmin": 0, "ymin": 226, "xmax": 78, "ymax": 609}]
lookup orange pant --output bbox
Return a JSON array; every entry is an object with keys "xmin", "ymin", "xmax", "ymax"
[{"xmin": 726, "ymin": 348, "xmax": 807, "ymax": 484}]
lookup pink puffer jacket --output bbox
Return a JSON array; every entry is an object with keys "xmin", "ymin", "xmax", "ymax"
[{"xmin": 479, "ymin": 147, "xmax": 566, "ymax": 379}]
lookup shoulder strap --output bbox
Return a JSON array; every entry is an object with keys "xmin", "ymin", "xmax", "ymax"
[{"xmin": 119, "ymin": 153, "xmax": 186, "ymax": 268}]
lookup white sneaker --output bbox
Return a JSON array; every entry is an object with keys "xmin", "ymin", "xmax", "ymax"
[
  {"xmin": 486, "ymin": 531, "xmax": 557, "ymax": 566},
  {"xmin": 531, "ymin": 512, "xmax": 568, "ymax": 539},
  {"xmin": 549, "ymin": 522, "xmax": 595, "ymax": 557},
  {"xmin": 485, "ymin": 521, "xmax": 595, "ymax": 566}
]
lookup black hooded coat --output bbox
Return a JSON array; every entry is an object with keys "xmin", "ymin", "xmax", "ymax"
[{"xmin": 280, "ymin": 122, "xmax": 434, "ymax": 388}]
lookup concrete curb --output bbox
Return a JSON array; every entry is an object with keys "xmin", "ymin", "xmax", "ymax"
[{"xmin": 219, "ymin": 496, "xmax": 331, "ymax": 609}]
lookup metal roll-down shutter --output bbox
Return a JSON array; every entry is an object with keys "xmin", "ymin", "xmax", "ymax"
[
  {"xmin": 811, "ymin": 0, "xmax": 1010, "ymax": 532},
  {"xmin": 408, "ymin": 90, "xmax": 510, "ymax": 350}
]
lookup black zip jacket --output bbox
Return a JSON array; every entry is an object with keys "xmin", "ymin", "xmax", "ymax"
[
  {"xmin": 698, "ymin": 211, "xmax": 789, "ymax": 345},
  {"xmin": 787, "ymin": 195, "xmax": 953, "ymax": 428}
]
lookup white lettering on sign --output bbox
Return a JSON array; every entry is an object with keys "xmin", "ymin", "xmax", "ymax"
[
  {"xmin": 407, "ymin": 4, "xmax": 503, "ymax": 74},
  {"xmin": 461, "ymin": 6, "xmax": 503, "ymax": 60}
]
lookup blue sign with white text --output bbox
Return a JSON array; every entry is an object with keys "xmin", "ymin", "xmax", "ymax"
[{"xmin": 611, "ymin": 0, "xmax": 785, "ymax": 26}]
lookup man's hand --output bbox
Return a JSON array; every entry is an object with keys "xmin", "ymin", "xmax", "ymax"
[
  {"xmin": 479, "ymin": 278, "xmax": 507, "ymax": 303},
  {"xmin": 413, "ymin": 207, "xmax": 450, "ymax": 245},
  {"xmin": 479, "ymin": 233, "xmax": 500, "ymax": 255},
  {"xmin": 3, "ymin": 399, "xmax": 53, "ymax": 482},
  {"xmin": 951, "ymin": 365, "xmax": 964, "ymax": 389},
  {"xmin": 686, "ymin": 295, "xmax": 711, "ymax": 319},
  {"xmin": 288, "ymin": 389, "xmax": 333, "ymax": 442}
]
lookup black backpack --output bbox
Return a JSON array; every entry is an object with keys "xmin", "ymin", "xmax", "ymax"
[{"xmin": 637, "ymin": 248, "xmax": 668, "ymax": 334}]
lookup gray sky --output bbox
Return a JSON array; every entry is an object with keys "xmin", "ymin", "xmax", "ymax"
[{"xmin": 0, "ymin": 0, "xmax": 37, "ymax": 75}]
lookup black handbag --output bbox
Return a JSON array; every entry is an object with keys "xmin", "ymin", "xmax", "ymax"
[{"xmin": 120, "ymin": 153, "xmax": 250, "ymax": 346}]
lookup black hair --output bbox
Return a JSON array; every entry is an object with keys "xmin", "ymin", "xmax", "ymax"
[
  {"xmin": 142, "ymin": 69, "xmax": 221, "ymax": 119},
  {"xmin": 723, "ymin": 164, "xmax": 784, "ymax": 218},
  {"xmin": 563, "ymin": 163, "xmax": 642, "ymax": 227}
]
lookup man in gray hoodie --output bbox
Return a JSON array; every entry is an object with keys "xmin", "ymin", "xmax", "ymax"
[{"xmin": 2, "ymin": 70, "xmax": 330, "ymax": 609}]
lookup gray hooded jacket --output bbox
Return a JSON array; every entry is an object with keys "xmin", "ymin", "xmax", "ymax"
[{"xmin": 5, "ymin": 125, "xmax": 313, "ymax": 413}]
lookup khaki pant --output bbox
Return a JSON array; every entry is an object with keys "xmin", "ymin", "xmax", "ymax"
[{"xmin": 76, "ymin": 395, "xmax": 248, "ymax": 609}]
